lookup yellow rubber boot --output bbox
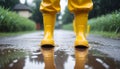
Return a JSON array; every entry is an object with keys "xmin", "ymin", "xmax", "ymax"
[
  {"xmin": 73, "ymin": 19, "xmax": 76, "ymax": 34},
  {"xmin": 74, "ymin": 12, "xmax": 89, "ymax": 47},
  {"xmin": 68, "ymin": 0, "xmax": 93, "ymax": 47},
  {"xmin": 41, "ymin": 13, "xmax": 56, "ymax": 46},
  {"xmin": 86, "ymin": 25, "xmax": 90, "ymax": 37},
  {"xmin": 74, "ymin": 20, "xmax": 90, "ymax": 37}
]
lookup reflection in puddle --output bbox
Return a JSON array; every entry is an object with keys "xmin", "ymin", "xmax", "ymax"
[
  {"xmin": 0, "ymin": 48, "xmax": 26, "ymax": 69},
  {"xmin": 96, "ymin": 58, "xmax": 109, "ymax": 69},
  {"xmin": 0, "ymin": 47, "xmax": 120, "ymax": 69},
  {"xmin": 23, "ymin": 56, "xmax": 44, "ymax": 69},
  {"xmin": 64, "ymin": 55, "xmax": 75, "ymax": 69},
  {"xmin": 41, "ymin": 46, "xmax": 56, "ymax": 69},
  {"xmin": 74, "ymin": 48, "xmax": 88, "ymax": 69}
]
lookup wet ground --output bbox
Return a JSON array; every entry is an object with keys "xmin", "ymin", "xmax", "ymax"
[{"xmin": 0, "ymin": 30, "xmax": 120, "ymax": 69}]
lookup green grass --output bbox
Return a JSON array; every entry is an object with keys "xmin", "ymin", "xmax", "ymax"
[
  {"xmin": 0, "ymin": 6, "xmax": 36, "ymax": 32},
  {"xmin": 89, "ymin": 11, "xmax": 120, "ymax": 33},
  {"xmin": 62, "ymin": 23, "xmax": 73, "ymax": 30},
  {"xmin": 62, "ymin": 11, "xmax": 120, "ymax": 39},
  {"xmin": 88, "ymin": 11, "xmax": 120, "ymax": 39},
  {"xmin": 0, "ymin": 31, "xmax": 36, "ymax": 37},
  {"xmin": 62, "ymin": 23, "xmax": 120, "ymax": 39}
]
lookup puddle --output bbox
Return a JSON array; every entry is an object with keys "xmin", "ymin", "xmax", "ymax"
[
  {"xmin": 0, "ymin": 30, "xmax": 120, "ymax": 69},
  {"xmin": 0, "ymin": 47, "xmax": 120, "ymax": 69},
  {"xmin": 0, "ymin": 44, "xmax": 14, "ymax": 47}
]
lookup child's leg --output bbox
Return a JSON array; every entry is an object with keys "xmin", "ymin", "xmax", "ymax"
[
  {"xmin": 68, "ymin": 0, "xmax": 93, "ymax": 47},
  {"xmin": 40, "ymin": 0, "xmax": 60, "ymax": 46}
]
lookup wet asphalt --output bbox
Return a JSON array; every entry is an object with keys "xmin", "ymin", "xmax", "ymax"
[{"xmin": 0, "ymin": 30, "xmax": 120, "ymax": 69}]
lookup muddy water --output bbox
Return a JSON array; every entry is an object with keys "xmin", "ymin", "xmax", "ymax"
[{"xmin": 0, "ymin": 47, "xmax": 120, "ymax": 69}]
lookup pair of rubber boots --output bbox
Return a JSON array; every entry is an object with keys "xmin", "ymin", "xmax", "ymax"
[{"xmin": 41, "ymin": 13, "xmax": 89, "ymax": 48}]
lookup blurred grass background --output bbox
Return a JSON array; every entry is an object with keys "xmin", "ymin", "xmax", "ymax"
[
  {"xmin": 62, "ymin": 11, "xmax": 120, "ymax": 38},
  {"xmin": 0, "ymin": 0, "xmax": 120, "ymax": 38},
  {"xmin": 0, "ymin": 7, "xmax": 36, "ymax": 32}
]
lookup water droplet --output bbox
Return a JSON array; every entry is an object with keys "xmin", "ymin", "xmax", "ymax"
[
  {"xmin": 31, "ymin": 56, "xmax": 38, "ymax": 59},
  {"xmin": 32, "ymin": 52, "xmax": 41, "ymax": 55},
  {"xmin": 13, "ymin": 59, "xmax": 18, "ymax": 63}
]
